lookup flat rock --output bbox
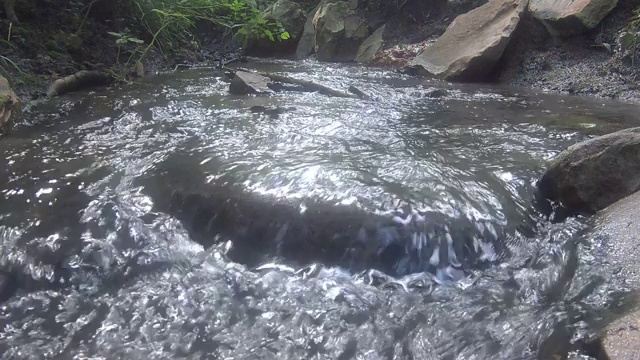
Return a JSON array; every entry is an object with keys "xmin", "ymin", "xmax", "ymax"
[
  {"xmin": 407, "ymin": 0, "xmax": 526, "ymax": 81},
  {"xmin": 229, "ymin": 71, "xmax": 273, "ymax": 95},
  {"xmin": 589, "ymin": 191, "xmax": 640, "ymax": 359},
  {"xmin": 537, "ymin": 127, "xmax": 640, "ymax": 214},
  {"xmin": 529, "ymin": 0, "xmax": 618, "ymax": 37}
]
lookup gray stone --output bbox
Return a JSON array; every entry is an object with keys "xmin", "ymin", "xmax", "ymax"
[
  {"xmin": 537, "ymin": 127, "xmax": 640, "ymax": 213},
  {"xmin": 296, "ymin": 3, "xmax": 321, "ymax": 59},
  {"xmin": 229, "ymin": 71, "xmax": 273, "ymax": 95},
  {"xmin": 529, "ymin": 0, "xmax": 618, "ymax": 37},
  {"xmin": 314, "ymin": 1, "xmax": 370, "ymax": 62},
  {"xmin": 355, "ymin": 24, "xmax": 386, "ymax": 63},
  {"xmin": 407, "ymin": 0, "xmax": 526, "ymax": 81},
  {"xmin": 0, "ymin": 75, "xmax": 20, "ymax": 135},
  {"xmin": 588, "ymin": 191, "xmax": 640, "ymax": 360}
]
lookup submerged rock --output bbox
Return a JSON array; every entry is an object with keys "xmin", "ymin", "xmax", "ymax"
[
  {"xmin": 314, "ymin": 1, "xmax": 370, "ymax": 62},
  {"xmin": 407, "ymin": 0, "xmax": 526, "ymax": 81},
  {"xmin": 537, "ymin": 127, "xmax": 640, "ymax": 214},
  {"xmin": 169, "ymin": 189, "xmax": 505, "ymax": 277},
  {"xmin": 529, "ymin": 0, "xmax": 618, "ymax": 37},
  {"xmin": 235, "ymin": 0, "xmax": 307, "ymax": 56},
  {"xmin": 0, "ymin": 271, "xmax": 13, "ymax": 303},
  {"xmin": 0, "ymin": 75, "xmax": 20, "ymax": 135}
]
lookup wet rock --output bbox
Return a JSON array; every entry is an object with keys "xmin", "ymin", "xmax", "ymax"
[
  {"xmin": 537, "ymin": 127, "xmax": 640, "ymax": 214},
  {"xmin": 408, "ymin": 0, "xmax": 525, "ymax": 81},
  {"xmin": 0, "ymin": 75, "xmax": 20, "ymax": 135},
  {"xmin": 314, "ymin": 1, "xmax": 370, "ymax": 62},
  {"xmin": 588, "ymin": 191, "xmax": 640, "ymax": 359},
  {"xmin": 235, "ymin": 0, "xmax": 307, "ymax": 56},
  {"xmin": 355, "ymin": 24, "xmax": 386, "ymax": 63},
  {"xmin": 347, "ymin": 85, "xmax": 371, "ymax": 100},
  {"xmin": 424, "ymin": 88, "xmax": 449, "ymax": 98},
  {"xmin": 229, "ymin": 71, "xmax": 274, "ymax": 95},
  {"xmin": 249, "ymin": 105, "xmax": 296, "ymax": 119},
  {"xmin": 529, "ymin": 0, "xmax": 618, "ymax": 37}
]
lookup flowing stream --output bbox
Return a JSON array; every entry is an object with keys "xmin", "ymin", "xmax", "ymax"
[{"xmin": 1, "ymin": 59, "xmax": 639, "ymax": 359}]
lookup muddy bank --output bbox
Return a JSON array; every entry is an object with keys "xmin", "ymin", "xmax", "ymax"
[
  {"xmin": 498, "ymin": 0, "xmax": 640, "ymax": 103},
  {"xmin": 0, "ymin": 0, "xmax": 239, "ymax": 102}
]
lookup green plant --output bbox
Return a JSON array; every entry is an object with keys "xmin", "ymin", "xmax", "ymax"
[
  {"xmin": 107, "ymin": 29, "xmax": 145, "ymax": 81},
  {"xmin": 0, "ymin": 54, "xmax": 22, "ymax": 74},
  {"xmin": 129, "ymin": 0, "xmax": 289, "ymax": 54},
  {"xmin": 103, "ymin": 0, "xmax": 289, "ymax": 82},
  {"xmin": 622, "ymin": 7, "xmax": 640, "ymax": 65},
  {"xmin": 222, "ymin": 0, "xmax": 289, "ymax": 41}
]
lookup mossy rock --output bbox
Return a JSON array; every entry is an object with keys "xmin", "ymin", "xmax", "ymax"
[{"xmin": 0, "ymin": 75, "xmax": 21, "ymax": 135}]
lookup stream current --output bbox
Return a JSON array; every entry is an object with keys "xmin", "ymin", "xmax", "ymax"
[{"xmin": 0, "ymin": 60, "xmax": 638, "ymax": 359}]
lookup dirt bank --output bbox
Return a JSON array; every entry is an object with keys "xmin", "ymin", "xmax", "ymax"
[
  {"xmin": 0, "ymin": 0, "xmax": 239, "ymax": 101},
  {"xmin": 353, "ymin": 0, "xmax": 640, "ymax": 104},
  {"xmin": 498, "ymin": 0, "xmax": 640, "ymax": 103}
]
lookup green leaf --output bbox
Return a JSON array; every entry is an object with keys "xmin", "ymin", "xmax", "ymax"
[
  {"xmin": 280, "ymin": 31, "xmax": 290, "ymax": 40},
  {"xmin": 264, "ymin": 29, "xmax": 274, "ymax": 41},
  {"xmin": 129, "ymin": 37, "xmax": 145, "ymax": 44},
  {"xmin": 107, "ymin": 31, "xmax": 122, "ymax": 38},
  {"xmin": 620, "ymin": 32, "xmax": 637, "ymax": 53}
]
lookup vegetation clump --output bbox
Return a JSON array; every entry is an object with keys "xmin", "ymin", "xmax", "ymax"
[{"xmin": 0, "ymin": 0, "xmax": 290, "ymax": 97}]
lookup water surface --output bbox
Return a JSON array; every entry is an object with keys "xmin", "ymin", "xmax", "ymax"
[{"xmin": 1, "ymin": 59, "xmax": 638, "ymax": 359}]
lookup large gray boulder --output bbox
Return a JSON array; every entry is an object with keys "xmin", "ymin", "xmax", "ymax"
[
  {"xmin": 588, "ymin": 191, "xmax": 640, "ymax": 359},
  {"xmin": 355, "ymin": 24, "xmax": 386, "ymax": 63},
  {"xmin": 0, "ymin": 75, "xmax": 20, "ymax": 135},
  {"xmin": 529, "ymin": 0, "xmax": 618, "ymax": 37},
  {"xmin": 295, "ymin": 0, "xmax": 344, "ymax": 60},
  {"xmin": 314, "ymin": 1, "xmax": 370, "ymax": 62},
  {"xmin": 407, "ymin": 0, "xmax": 526, "ymax": 82},
  {"xmin": 235, "ymin": 0, "xmax": 307, "ymax": 56},
  {"xmin": 537, "ymin": 127, "xmax": 640, "ymax": 214}
]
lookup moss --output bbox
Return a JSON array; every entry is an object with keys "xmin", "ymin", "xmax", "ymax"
[
  {"xmin": 45, "ymin": 39, "xmax": 61, "ymax": 51},
  {"xmin": 0, "ymin": 93, "xmax": 11, "ymax": 105}
]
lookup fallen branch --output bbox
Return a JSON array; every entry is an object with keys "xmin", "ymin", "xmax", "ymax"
[
  {"xmin": 348, "ymin": 85, "xmax": 372, "ymax": 100},
  {"xmin": 223, "ymin": 66, "xmax": 358, "ymax": 99},
  {"xmin": 46, "ymin": 70, "xmax": 114, "ymax": 97},
  {"xmin": 262, "ymin": 73, "xmax": 356, "ymax": 98}
]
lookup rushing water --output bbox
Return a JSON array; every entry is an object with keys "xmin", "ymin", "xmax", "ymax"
[{"xmin": 1, "ymin": 59, "xmax": 639, "ymax": 359}]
